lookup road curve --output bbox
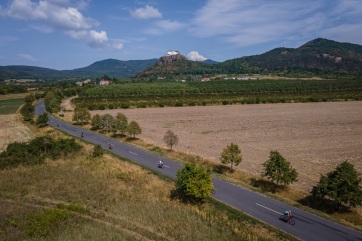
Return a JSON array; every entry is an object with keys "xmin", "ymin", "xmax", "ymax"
[{"xmin": 36, "ymin": 101, "xmax": 362, "ymax": 241}]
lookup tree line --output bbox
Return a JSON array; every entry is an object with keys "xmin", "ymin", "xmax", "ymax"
[
  {"xmin": 73, "ymin": 109, "xmax": 142, "ymax": 138},
  {"xmin": 174, "ymin": 140, "xmax": 361, "ymax": 211}
]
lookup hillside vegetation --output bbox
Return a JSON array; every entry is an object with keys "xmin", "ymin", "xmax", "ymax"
[{"xmin": 135, "ymin": 38, "xmax": 362, "ymax": 79}]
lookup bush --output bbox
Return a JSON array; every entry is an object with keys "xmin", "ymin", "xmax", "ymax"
[
  {"xmin": 92, "ymin": 144, "xmax": 104, "ymax": 157},
  {"xmin": 0, "ymin": 136, "xmax": 82, "ymax": 169},
  {"xmin": 176, "ymin": 163, "xmax": 214, "ymax": 202},
  {"xmin": 120, "ymin": 103, "xmax": 130, "ymax": 109}
]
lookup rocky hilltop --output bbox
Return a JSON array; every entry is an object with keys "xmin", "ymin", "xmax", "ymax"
[{"xmin": 157, "ymin": 51, "xmax": 188, "ymax": 65}]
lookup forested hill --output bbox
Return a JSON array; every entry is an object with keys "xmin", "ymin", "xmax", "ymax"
[
  {"xmin": 63, "ymin": 58, "xmax": 158, "ymax": 79},
  {"xmin": 219, "ymin": 38, "xmax": 362, "ymax": 75},
  {"xmin": 0, "ymin": 58, "xmax": 158, "ymax": 80}
]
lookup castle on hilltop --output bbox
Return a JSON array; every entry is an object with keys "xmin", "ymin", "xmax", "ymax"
[{"xmin": 166, "ymin": 50, "xmax": 180, "ymax": 56}]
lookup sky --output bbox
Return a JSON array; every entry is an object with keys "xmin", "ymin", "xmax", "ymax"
[{"xmin": 0, "ymin": 0, "xmax": 362, "ymax": 70}]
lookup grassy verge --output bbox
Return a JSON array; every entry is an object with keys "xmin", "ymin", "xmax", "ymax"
[{"xmin": 0, "ymin": 127, "xmax": 297, "ymax": 241}]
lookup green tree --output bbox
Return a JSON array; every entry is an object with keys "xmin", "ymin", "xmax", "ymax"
[
  {"xmin": 311, "ymin": 161, "xmax": 362, "ymax": 210},
  {"xmin": 101, "ymin": 114, "xmax": 114, "ymax": 132},
  {"xmin": 262, "ymin": 150, "xmax": 298, "ymax": 187},
  {"xmin": 20, "ymin": 103, "xmax": 34, "ymax": 121},
  {"xmin": 176, "ymin": 163, "xmax": 213, "ymax": 201},
  {"xmin": 24, "ymin": 94, "xmax": 35, "ymax": 104},
  {"xmin": 115, "ymin": 112, "xmax": 128, "ymax": 135},
  {"xmin": 91, "ymin": 114, "xmax": 102, "ymax": 130},
  {"xmin": 72, "ymin": 108, "xmax": 91, "ymax": 125},
  {"xmin": 220, "ymin": 143, "xmax": 242, "ymax": 172},
  {"xmin": 36, "ymin": 113, "xmax": 48, "ymax": 127},
  {"xmin": 44, "ymin": 91, "xmax": 61, "ymax": 113},
  {"xmin": 163, "ymin": 130, "xmax": 179, "ymax": 150},
  {"xmin": 127, "ymin": 120, "xmax": 142, "ymax": 138}
]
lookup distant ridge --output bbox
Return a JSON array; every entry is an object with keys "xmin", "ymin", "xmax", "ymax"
[
  {"xmin": 0, "ymin": 58, "xmax": 158, "ymax": 80},
  {"xmin": 1, "ymin": 38, "xmax": 361, "ymax": 81}
]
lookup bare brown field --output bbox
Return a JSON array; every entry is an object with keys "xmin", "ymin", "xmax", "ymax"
[
  {"xmin": 91, "ymin": 101, "xmax": 362, "ymax": 193},
  {"xmin": 0, "ymin": 114, "xmax": 34, "ymax": 151}
]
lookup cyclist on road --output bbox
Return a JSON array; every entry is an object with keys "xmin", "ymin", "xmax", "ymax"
[
  {"xmin": 284, "ymin": 210, "xmax": 292, "ymax": 220},
  {"xmin": 158, "ymin": 160, "xmax": 164, "ymax": 168}
]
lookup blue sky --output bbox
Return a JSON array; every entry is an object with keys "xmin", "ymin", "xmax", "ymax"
[{"xmin": 0, "ymin": 0, "xmax": 361, "ymax": 70}]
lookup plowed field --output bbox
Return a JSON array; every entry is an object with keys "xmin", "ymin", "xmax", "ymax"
[{"xmin": 91, "ymin": 101, "xmax": 362, "ymax": 192}]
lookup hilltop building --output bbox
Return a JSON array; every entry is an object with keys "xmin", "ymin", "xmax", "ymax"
[{"xmin": 166, "ymin": 50, "xmax": 180, "ymax": 56}]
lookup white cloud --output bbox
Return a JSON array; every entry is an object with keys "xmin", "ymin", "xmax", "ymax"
[
  {"xmin": 113, "ymin": 42, "xmax": 124, "ymax": 50},
  {"xmin": 190, "ymin": 0, "xmax": 362, "ymax": 47},
  {"xmin": 145, "ymin": 19, "xmax": 185, "ymax": 35},
  {"xmin": 17, "ymin": 53, "xmax": 37, "ymax": 61},
  {"xmin": 3, "ymin": 0, "xmax": 122, "ymax": 50},
  {"xmin": 6, "ymin": 0, "xmax": 96, "ymax": 30},
  {"xmin": 66, "ymin": 30, "xmax": 123, "ymax": 50},
  {"xmin": 88, "ymin": 30, "xmax": 108, "ymax": 47},
  {"xmin": 66, "ymin": 30, "xmax": 88, "ymax": 39},
  {"xmin": 188, "ymin": 51, "xmax": 207, "ymax": 61},
  {"xmin": 155, "ymin": 20, "xmax": 185, "ymax": 31},
  {"xmin": 130, "ymin": 5, "xmax": 162, "ymax": 19},
  {"xmin": 66, "ymin": 30, "xmax": 107, "ymax": 47},
  {"xmin": 7, "ymin": 0, "xmax": 47, "ymax": 19}
]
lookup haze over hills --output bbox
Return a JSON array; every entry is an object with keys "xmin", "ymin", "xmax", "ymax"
[{"xmin": 0, "ymin": 38, "xmax": 361, "ymax": 81}]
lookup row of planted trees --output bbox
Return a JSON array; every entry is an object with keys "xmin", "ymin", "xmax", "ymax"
[
  {"xmin": 174, "ymin": 141, "xmax": 361, "ymax": 212},
  {"xmin": 72, "ymin": 108, "xmax": 142, "ymax": 138}
]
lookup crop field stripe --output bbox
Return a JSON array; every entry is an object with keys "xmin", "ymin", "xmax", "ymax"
[{"xmin": 0, "ymin": 98, "xmax": 24, "ymax": 115}]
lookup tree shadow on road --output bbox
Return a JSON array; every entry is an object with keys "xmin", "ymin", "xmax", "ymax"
[
  {"xmin": 298, "ymin": 195, "xmax": 353, "ymax": 214},
  {"xmin": 250, "ymin": 178, "xmax": 282, "ymax": 193}
]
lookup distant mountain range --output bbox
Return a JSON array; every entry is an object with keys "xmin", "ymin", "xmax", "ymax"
[
  {"xmin": 0, "ymin": 58, "xmax": 158, "ymax": 80},
  {"xmin": 1, "ymin": 38, "xmax": 361, "ymax": 81}
]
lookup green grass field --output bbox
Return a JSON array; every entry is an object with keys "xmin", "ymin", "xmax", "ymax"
[{"xmin": 0, "ymin": 98, "xmax": 24, "ymax": 115}]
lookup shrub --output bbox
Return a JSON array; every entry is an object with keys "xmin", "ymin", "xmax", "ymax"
[
  {"xmin": 176, "ymin": 163, "xmax": 214, "ymax": 202},
  {"xmin": 0, "ymin": 136, "xmax": 82, "ymax": 169},
  {"xmin": 120, "ymin": 103, "xmax": 130, "ymax": 109},
  {"xmin": 92, "ymin": 144, "xmax": 104, "ymax": 157}
]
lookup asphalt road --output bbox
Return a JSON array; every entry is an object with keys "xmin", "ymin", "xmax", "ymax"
[{"xmin": 36, "ymin": 101, "xmax": 362, "ymax": 241}]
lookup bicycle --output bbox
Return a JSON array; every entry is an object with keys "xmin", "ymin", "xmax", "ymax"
[{"xmin": 280, "ymin": 214, "xmax": 295, "ymax": 225}]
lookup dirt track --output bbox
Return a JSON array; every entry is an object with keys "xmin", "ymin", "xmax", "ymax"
[{"xmin": 91, "ymin": 101, "xmax": 362, "ymax": 192}]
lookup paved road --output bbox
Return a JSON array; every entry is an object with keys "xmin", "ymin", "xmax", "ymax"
[{"xmin": 36, "ymin": 101, "xmax": 362, "ymax": 241}]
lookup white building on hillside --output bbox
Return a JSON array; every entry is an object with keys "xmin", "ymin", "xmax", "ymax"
[{"xmin": 166, "ymin": 50, "xmax": 180, "ymax": 56}]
